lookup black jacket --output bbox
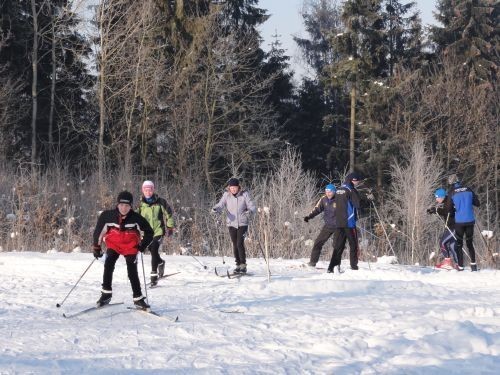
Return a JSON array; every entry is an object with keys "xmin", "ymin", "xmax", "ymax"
[
  {"xmin": 428, "ymin": 196, "xmax": 455, "ymax": 229},
  {"xmin": 334, "ymin": 182, "xmax": 361, "ymax": 228},
  {"xmin": 307, "ymin": 195, "xmax": 337, "ymax": 228}
]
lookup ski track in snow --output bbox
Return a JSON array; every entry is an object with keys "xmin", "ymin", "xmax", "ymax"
[{"xmin": 0, "ymin": 252, "xmax": 499, "ymax": 374}]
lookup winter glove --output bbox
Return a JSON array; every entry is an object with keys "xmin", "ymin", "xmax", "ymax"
[
  {"xmin": 137, "ymin": 243, "xmax": 147, "ymax": 253},
  {"xmin": 166, "ymin": 228, "xmax": 174, "ymax": 237},
  {"xmin": 93, "ymin": 244, "xmax": 103, "ymax": 259},
  {"xmin": 426, "ymin": 207, "xmax": 436, "ymax": 215},
  {"xmin": 366, "ymin": 193, "xmax": 375, "ymax": 201},
  {"xmin": 303, "ymin": 216, "xmax": 310, "ymax": 223}
]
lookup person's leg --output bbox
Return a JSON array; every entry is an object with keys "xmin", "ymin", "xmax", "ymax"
[
  {"xmin": 309, "ymin": 226, "xmax": 334, "ymax": 265},
  {"xmin": 149, "ymin": 236, "xmax": 163, "ymax": 273},
  {"xmin": 439, "ymin": 231, "xmax": 451, "ymax": 258},
  {"xmin": 228, "ymin": 227, "xmax": 240, "ymax": 265},
  {"xmin": 102, "ymin": 249, "xmax": 120, "ymax": 292},
  {"xmin": 454, "ymin": 225, "xmax": 465, "ymax": 269},
  {"xmin": 125, "ymin": 254, "xmax": 142, "ymax": 298},
  {"xmin": 328, "ymin": 228, "xmax": 346, "ymax": 271},
  {"xmin": 464, "ymin": 225, "xmax": 476, "ymax": 269},
  {"xmin": 346, "ymin": 228, "xmax": 359, "ymax": 269},
  {"xmin": 236, "ymin": 226, "xmax": 248, "ymax": 272}
]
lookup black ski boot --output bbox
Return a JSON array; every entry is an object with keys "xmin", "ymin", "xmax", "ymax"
[
  {"xmin": 150, "ymin": 272, "xmax": 158, "ymax": 287},
  {"xmin": 134, "ymin": 297, "xmax": 150, "ymax": 310},
  {"xmin": 327, "ymin": 268, "xmax": 333, "ymax": 273},
  {"xmin": 233, "ymin": 264, "xmax": 241, "ymax": 274},
  {"xmin": 158, "ymin": 262, "xmax": 165, "ymax": 278},
  {"xmin": 96, "ymin": 292, "xmax": 112, "ymax": 307},
  {"xmin": 239, "ymin": 263, "xmax": 247, "ymax": 274},
  {"xmin": 471, "ymin": 263, "xmax": 478, "ymax": 272}
]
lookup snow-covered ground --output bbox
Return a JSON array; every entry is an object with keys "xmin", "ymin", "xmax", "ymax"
[{"xmin": 0, "ymin": 252, "xmax": 499, "ymax": 374}]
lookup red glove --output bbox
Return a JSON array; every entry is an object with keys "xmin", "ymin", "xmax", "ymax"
[{"xmin": 166, "ymin": 228, "xmax": 174, "ymax": 237}]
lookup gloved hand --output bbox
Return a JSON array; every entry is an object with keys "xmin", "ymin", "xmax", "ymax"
[
  {"xmin": 303, "ymin": 216, "xmax": 310, "ymax": 223},
  {"xmin": 426, "ymin": 207, "xmax": 436, "ymax": 214},
  {"xmin": 93, "ymin": 244, "xmax": 103, "ymax": 259},
  {"xmin": 366, "ymin": 193, "xmax": 375, "ymax": 201},
  {"xmin": 211, "ymin": 208, "xmax": 218, "ymax": 214},
  {"xmin": 137, "ymin": 243, "xmax": 147, "ymax": 253},
  {"xmin": 166, "ymin": 228, "xmax": 174, "ymax": 237}
]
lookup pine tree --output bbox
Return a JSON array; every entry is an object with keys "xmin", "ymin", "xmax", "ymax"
[{"xmin": 430, "ymin": 0, "xmax": 499, "ymax": 83}]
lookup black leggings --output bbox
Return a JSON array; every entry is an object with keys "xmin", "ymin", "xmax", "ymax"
[
  {"xmin": 329, "ymin": 227, "xmax": 359, "ymax": 269},
  {"xmin": 455, "ymin": 224, "xmax": 476, "ymax": 267},
  {"xmin": 228, "ymin": 226, "xmax": 248, "ymax": 265},
  {"xmin": 102, "ymin": 249, "xmax": 142, "ymax": 298},
  {"xmin": 148, "ymin": 236, "xmax": 163, "ymax": 274}
]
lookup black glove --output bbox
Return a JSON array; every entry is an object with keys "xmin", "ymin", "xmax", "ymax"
[
  {"xmin": 426, "ymin": 207, "xmax": 436, "ymax": 215},
  {"xmin": 137, "ymin": 243, "xmax": 147, "ymax": 253},
  {"xmin": 303, "ymin": 216, "xmax": 310, "ymax": 223},
  {"xmin": 93, "ymin": 244, "xmax": 103, "ymax": 259}
]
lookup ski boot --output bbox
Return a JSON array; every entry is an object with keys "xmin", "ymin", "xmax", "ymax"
[
  {"xmin": 238, "ymin": 263, "xmax": 247, "ymax": 274},
  {"xmin": 233, "ymin": 264, "xmax": 241, "ymax": 274},
  {"xmin": 436, "ymin": 258, "xmax": 453, "ymax": 270},
  {"xmin": 470, "ymin": 263, "xmax": 478, "ymax": 272},
  {"xmin": 157, "ymin": 262, "xmax": 165, "ymax": 278},
  {"xmin": 134, "ymin": 297, "xmax": 150, "ymax": 310},
  {"xmin": 96, "ymin": 292, "xmax": 112, "ymax": 307},
  {"xmin": 150, "ymin": 272, "xmax": 158, "ymax": 287}
]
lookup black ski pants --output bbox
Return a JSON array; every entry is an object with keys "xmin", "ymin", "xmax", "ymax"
[
  {"xmin": 455, "ymin": 224, "xmax": 476, "ymax": 267},
  {"xmin": 309, "ymin": 225, "xmax": 336, "ymax": 265},
  {"xmin": 329, "ymin": 227, "xmax": 359, "ymax": 270},
  {"xmin": 148, "ymin": 235, "xmax": 164, "ymax": 274},
  {"xmin": 229, "ymin": 226, "xmax": 248, "ymax": 265},
  {"xmin": 102, "ymin": 249, "xmax": 142, "ymax": 298}
]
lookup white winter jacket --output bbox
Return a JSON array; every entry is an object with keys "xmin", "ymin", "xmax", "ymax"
[{"xmin": 212, "ymin": 189, "xmax": 256, "ymax": 228}]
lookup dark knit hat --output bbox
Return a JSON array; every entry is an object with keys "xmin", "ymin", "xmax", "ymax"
[
  {"xmin": 228, "ymin": 178, "xmax": 240, "ymax": 187},
  {"xmin": 345, "ymin": 172, "xmax": 363, "ymax": 183},
  {"xmin": 117, "ymin": 191, "xmax": 133, "ymax": 205}
]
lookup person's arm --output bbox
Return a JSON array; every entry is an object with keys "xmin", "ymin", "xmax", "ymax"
[
  {"xmin": 471, "ymin": 189, "xmax": 480, "ymax": 207},
  {"xmin": 244, "ymin": 191, "xmax": 256, "ymax": 214},
  {"xmin": 137, "ymin": 214, "xmax": 154, "ymax": 250},
  {"xmin": 212, "ymin": 192, "xmax": 228, "ymax": 213},
  {"xmin": 305, "ymin": 197, "xmax": 325, "ymax": 221},
  {"xmin": 350, "ymin": 188, "xmax": 361, "ymax": 209},
  {"xmin": 92, "ymin": 211, "xmax": 107, "ymax": 246},
  {"xmin": 159, "ymin": 198, "xmax": 175, "ymax": 229}
]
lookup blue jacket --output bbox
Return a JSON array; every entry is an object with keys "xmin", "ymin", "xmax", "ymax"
[
  {"xmin": 307, "ymin": 195, "xmax": 336, "ymax": 228},
  {"xmin": 449, "ymin": 183, "xmax": 480, "ymax": 224}
]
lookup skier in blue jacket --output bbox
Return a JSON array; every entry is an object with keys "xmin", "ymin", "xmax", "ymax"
[
  {"xmin": 447, "ymin": 174, "xmax": 480, "ymax": 271},
  {"xmin": 328, "ymin": 172, "xmax": 363, "ymax": 272}
]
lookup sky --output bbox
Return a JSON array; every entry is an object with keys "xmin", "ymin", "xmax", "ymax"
[{"xmin": 258, "ymin": 0, "xmax": 438, "ymax": 79}]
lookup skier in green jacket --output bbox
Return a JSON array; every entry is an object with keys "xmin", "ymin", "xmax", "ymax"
[{"xmin": 137, "ymin": 180, "xmax": 175, "ymax": 286}]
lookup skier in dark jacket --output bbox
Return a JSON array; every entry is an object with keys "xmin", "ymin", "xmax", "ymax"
[
  {"xmin": 328, "ymin": 172, "xmax": 363, "ymax": 272},
  {"xmin": 426, "ymin": 188, "xmax": 457, "ymax": 269},
  {"xmin": 93, "ymin": 191, "xmax": 154, "ymax": 308},
  {"xmin": 304, "ymin": 184, "xmax": 337, "ymax": 267},
  {"xmin": 447, "ymin": 174, "xmax": 480, "ymax": 271},
  {"xmin": 137, "ymin": 180, "xmax": 175, "ymax": 286}
]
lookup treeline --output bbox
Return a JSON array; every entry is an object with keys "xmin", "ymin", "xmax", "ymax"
[{"xmin": 0, "ymin": 1, "xmax": 498, "ymax": 264}]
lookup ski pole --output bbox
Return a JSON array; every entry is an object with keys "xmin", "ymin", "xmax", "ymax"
[
  {"xmin": 140, "ymin": 252, "xmax": 149, "ymax": 302},
  {"xmin": 190, "ymin": 253, "xmax": 208, "ymax": 269},
  {"xmin": 370, "ymin": 200, "xmax": 396, "ymax": 257},
  {"xmin": 56, "ymin": 258, "xmax": 96, "ymax": 308}
]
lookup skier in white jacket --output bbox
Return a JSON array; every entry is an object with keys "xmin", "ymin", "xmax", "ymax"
[{"xmin": 212, "ymin": 178, "xmax": 256, "ymax": 273}]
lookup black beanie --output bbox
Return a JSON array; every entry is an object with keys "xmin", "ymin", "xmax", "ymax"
[
  {"xmin": 228, "ymin": 178, "xmax": 240, "ymax": 187},
  {"xmin": 117, "ymin": 191, "xmax": 133, "ymax": 205}
]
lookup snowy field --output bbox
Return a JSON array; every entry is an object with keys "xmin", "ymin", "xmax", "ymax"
[{"xmin": 0, "ymin": 252, "xmax": 499, "ymax": 374}]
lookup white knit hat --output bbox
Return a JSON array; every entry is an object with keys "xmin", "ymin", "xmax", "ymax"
[{"xmin": 142, "ymin": 180, "xmax": 155, "ymax": 189}]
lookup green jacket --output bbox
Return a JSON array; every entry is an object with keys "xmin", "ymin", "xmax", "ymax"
[{"xmin": 137, "ymin": 194, "xmax": 174, "ymax": 237}]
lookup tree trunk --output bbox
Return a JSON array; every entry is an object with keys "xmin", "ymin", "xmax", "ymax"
[
  {"xmin": 349, "ymin": 85, "xmax": 356, "ymax": 172},
  {"xmin": 31, "ymin": 0, "xmax": 38, "ymax": 168},
  {"xmin": 49, "ymin": 9, "xmax": 56, "ymax": 149}
]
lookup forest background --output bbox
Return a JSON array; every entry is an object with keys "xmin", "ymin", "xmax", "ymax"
[{"xmin": 0, "ymin": 0, "xmax": 498, "ymax": 267}]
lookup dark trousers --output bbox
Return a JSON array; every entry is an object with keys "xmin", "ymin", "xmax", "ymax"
[
  {"xmin": 149, "ymin": 235, "xmax": 163, "ymax": 273},
  {"xmin": 228, "ymin": 226, "xmax": 248, "ymax": 265},
  {"xmin": 309, "ymin": 226, "xmax": 335, "ymax": 264},
  {"xmin": 329, "ymin": 227, "xmax": 359, "ymax": 269},
  {"xmin": 439, "ymin": 229, "xmax": 457, "ymax": 263},
  {"xmin": 455, "ymin": 224, "xmax": 476, "ymax": 267},
  {"xmin": 102, "ymin": 249, "xmax": 142, "ymax": 298}
]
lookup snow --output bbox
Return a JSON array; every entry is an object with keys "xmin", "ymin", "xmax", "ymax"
[{"xmin": 1, "ymin": 252, "xmax": 499, "ymax": 374}]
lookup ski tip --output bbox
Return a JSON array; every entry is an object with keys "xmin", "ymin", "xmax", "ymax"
[{"xmin": 174, "ymin": 316, "xmax": 179, "ymax": 322}]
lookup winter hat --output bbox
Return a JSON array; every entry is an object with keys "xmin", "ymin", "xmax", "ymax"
[
  {"xmin": 142, "ymin": 180, "xmax": 155, "ymax": 190},
  {"xmin": 325, "ymin": 184, "xmax": 336, "ymax": 193},
  {"xmin": 345, "ymin": 172, "xmax": 363, "ymax": 183},
  {"xmin": 447, "ymin": 174, "xmax": 459, "ymax": 185},
  {"xmin": 117, "ymin": 191, "xmax": 133, "ymax": 205},
  {"xmin": 228, "ymin": 178, "xmax": 240, "ymax": 187},
  {"xmin": 434, "ymin": 188, "xmax": 447, "ymax": 198}
]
